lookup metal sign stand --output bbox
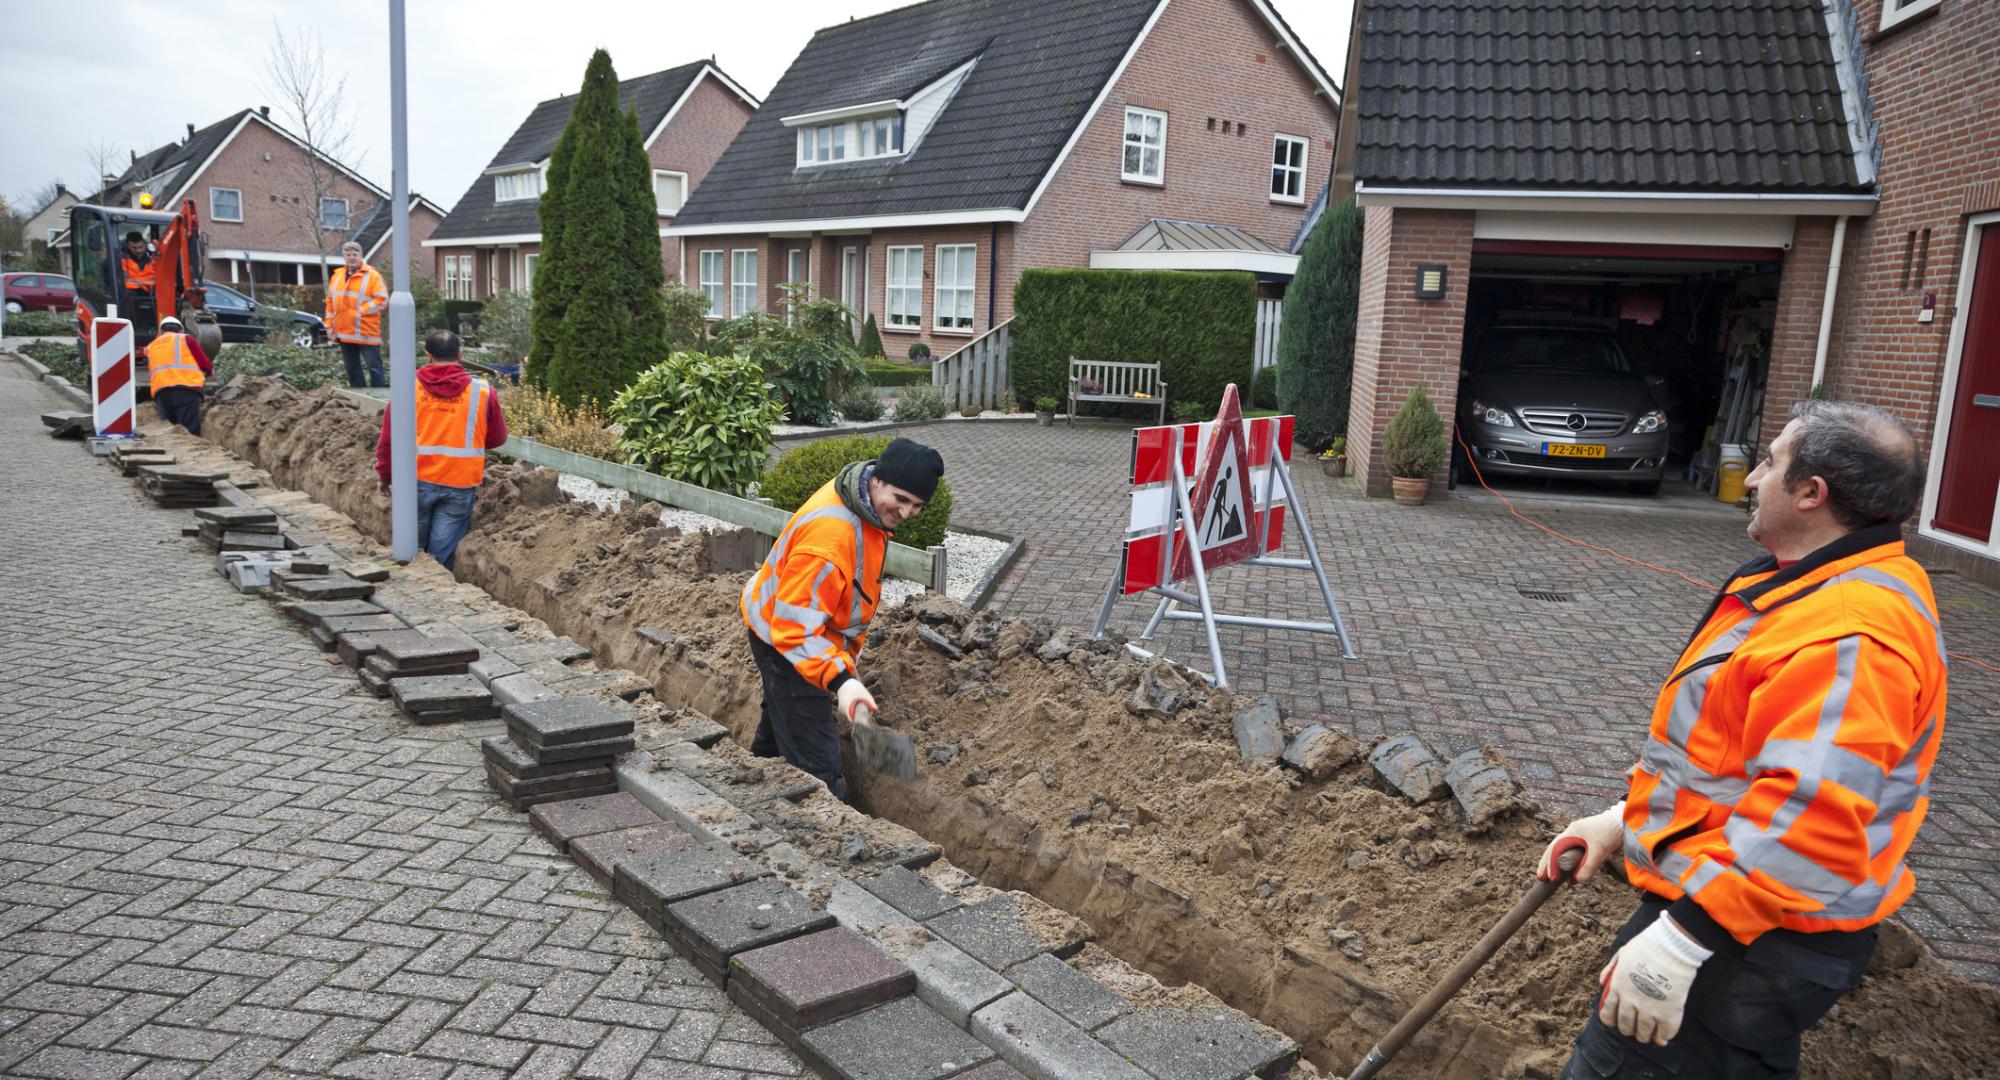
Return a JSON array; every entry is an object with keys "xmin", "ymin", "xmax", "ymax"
[{"xmin": 1093, "ymin": 419, "xmax": 1356, "ymax": 688}]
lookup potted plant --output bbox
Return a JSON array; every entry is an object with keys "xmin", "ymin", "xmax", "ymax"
[
  {"xmin": 1319, "ymin": 436, "xmax": 1347, "ymax": 478},
  {"xmin": 1034, "ymin": 394, "xmax": 1058, "ymax": 425},
  {"xmin": 1383, "ymin": 384, "xmax": 1448, "ymax": 506}
]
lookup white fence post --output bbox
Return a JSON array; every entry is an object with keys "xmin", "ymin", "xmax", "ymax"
[{"xmin": 1254, "ymin": 298, "xmax": 1283, "ymax": 374}]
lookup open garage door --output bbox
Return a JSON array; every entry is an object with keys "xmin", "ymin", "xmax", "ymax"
[{"xmin": 1451, "ymin": 240, "xmax": 1787, "ymax": 500}]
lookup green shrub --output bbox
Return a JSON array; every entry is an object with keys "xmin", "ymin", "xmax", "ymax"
[
  {"xmin": 906, "ymin": 341, "xmax": 931, "ymax": 360},
  {"xmin": 1171, "ymin": 400, "xmax": 1210, "ymax": 421},
  {"xmin": 1011, "ymin": 269, "xmax": 1254, "ymax": 415},
  {"xmin": 507, "ymin": 383, "xmax": 620, "ymax": 459},
  {"xmin": 1252, "ymin": 364, "xmax": 1279, "ymax": 409},
  {"xmin": 712, "ymin": 288, "xmax": 864, "ymax": 426},
  {"xmin": 661, "ymin": 282, "xmax": 713, "ymax": 351},
  {"xmin": 478, "ymin": 289, "xmax": 533, "ymax": 366},
  {"xmin": 611, "ymin": 351, "xmax": 784, "ymax": 495},
  {"xmin": 838, "ymin": 392, "xmax": 884, "ymax": 422},
  {"xmin": 859, "ymin": 358, "xmax": 931, "ymax": 387},
  {"xmin": 211, "ymin": 343, "xmax": 347, "ymax": 390},
  {"xmin": 1383, "ymin": 384, "xmax": 1448, "ymax": 478},
  {"xmin": 253, "ymin": 303, "xmax": 300, "ymax": 345},
  {"xmin": 3, "ymin": 310, "xmax": 72, "ymax": 336},
  {"xmin": 858, "ymin": 312, "xmax": 885, "ymax": 358},
  {"xmin": 892, "ymin": 383, "xmax": 951, "ymax": 421},
  {"xmin": 761, "ymin": 433, "xmax": 954, "ymax": 550},
  {"xmin": 16, "ymin": 339, "xmax": 83, "ymax": 383},
  {"xmin": 1277, "ymin": 196, "xmax": 1363, "ymax": 451},
  {"xmin": 1033, "ymin": 394, "xmax": 1057, "ymax": 412}
]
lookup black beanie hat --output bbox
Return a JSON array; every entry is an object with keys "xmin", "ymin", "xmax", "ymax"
[{"xmin": 873, "ymin": 437, "xmax": 944, "ymax": 502}]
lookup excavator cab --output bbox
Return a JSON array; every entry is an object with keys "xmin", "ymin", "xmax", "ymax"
[{"xmin": 69, "ymin": 201, "xmax": 223, "ymax": 389}]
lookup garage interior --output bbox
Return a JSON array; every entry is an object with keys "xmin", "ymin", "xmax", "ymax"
[{"xmin": 1452, "ymin": 239, "xmax": 1786, "ymax": 500}]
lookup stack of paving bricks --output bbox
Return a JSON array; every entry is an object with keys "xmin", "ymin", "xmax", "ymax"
[
  {"xmin": 484, "ymin": 698, "xmax": 634, "ymax": 809},
  {"xmin": 108, "ymin": 441, "xmax": 171, "ymax": 476},
  {"xmin": 136, "ymin": 463, "xmax": 225, "ymax": 507},
  {"xmin": 192, "ymin": 505, "xmax": 286, "ymax": 552},
  {"xmin": 282, "ymin": 598, "xmax": 407, "ymax": 652},
  {"xmin": 358, "ymin": 630, "xmax": 479, "ymax": 697},
  {"xmin": 389, "ymin": 672, "xmax": 498, "ymax": 725},
  {"xmin": 39, "ymin": 411, "xmax": 91, "ymax": 439}
]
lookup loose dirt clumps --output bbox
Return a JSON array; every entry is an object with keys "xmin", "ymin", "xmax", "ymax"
[{"xmin": 201, "ymin": 377, "xmax": 2000, "ymax": 1079}]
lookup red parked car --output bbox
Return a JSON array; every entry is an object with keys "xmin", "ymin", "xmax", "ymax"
[{"xmin": 2, "ymin": 272, "xmax": 76, "ymax": 314}]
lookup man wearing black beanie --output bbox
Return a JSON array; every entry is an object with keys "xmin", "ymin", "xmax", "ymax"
[{"xmin": 740, "ymin": 437, "xmax": 944, "ymax": 802}]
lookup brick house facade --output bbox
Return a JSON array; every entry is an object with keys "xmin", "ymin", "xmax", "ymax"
[
  {"xmin": 426, "ymin": 62, "xmax": 756, "ymax": 303},
  {"xmin": 670, "ymin": 0, "xmax": 1337, "ymax": 362}
]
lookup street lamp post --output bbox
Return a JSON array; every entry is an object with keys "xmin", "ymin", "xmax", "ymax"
[{"xmin": 387, "ymin": 0, "xmax": 417, "ymax": 561}]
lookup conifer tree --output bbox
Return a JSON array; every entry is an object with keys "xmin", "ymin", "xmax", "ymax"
[{"xmin": 1276, "ymin": 196, "xmax": 1363, "ymax": 450}]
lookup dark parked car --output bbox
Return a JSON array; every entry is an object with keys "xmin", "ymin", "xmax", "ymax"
[
  {"xmin": 200, "ymin": 282, "xmax": 326, "ymax": 346},
  {"xmin": 2, "ymin": 272, "xmax": 76, "ymax": 313},
  {"xmin": 1455, "ymin": 323, "xmax": 1672, "ymax": 495}
]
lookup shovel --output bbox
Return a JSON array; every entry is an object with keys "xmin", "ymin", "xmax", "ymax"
[
  {"xmin": 849, "ymin": 703, "xmax": 917, "ymax": 780},
  {"xmin": 1346, "ymin": 837, "xmax": 1586, "ymax": 1079}
]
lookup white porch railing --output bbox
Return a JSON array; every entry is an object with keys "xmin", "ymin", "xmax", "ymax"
[
  {"xmin": 932, "ymin": 318, "xmax": 1013, "ymax": 411},
  {"xmin": 1253, "ymin": 297, "xmax": 1283, "ymax": 374}
]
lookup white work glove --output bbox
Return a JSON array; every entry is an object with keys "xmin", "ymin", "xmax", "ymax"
[
  {"xmin": 834, "ymin": 679, "xmax": 878, "ymax": 724},
  {"xmin": 1598, "ymin": 913, "xmax": 1712, "ymax": 1046},
  {"xmin": 1539, "ymin": 804, "xmax": 1626, "ymax": 883}
]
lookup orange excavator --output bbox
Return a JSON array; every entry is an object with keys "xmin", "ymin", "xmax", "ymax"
[{"xmin": 69, "ymin": 196, "xmax": 224, "ymax": 391}]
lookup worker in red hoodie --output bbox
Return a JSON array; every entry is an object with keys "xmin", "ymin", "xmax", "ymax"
[{"xmin": 374, "ymin": 330, "xmax": 508, "ymax": 571}]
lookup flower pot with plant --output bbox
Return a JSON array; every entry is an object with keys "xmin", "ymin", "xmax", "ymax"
[
  {"xmin": 1383, "ymin": 384, "xmax": 1448, "ymax": 506},
  {"xmin": 1319, "ymin": 435, "xmax": 1348, "ymax": 478},
  {"xmin": 1033, "ymin": 394, "xmax": 1057, "ymax": 425}
]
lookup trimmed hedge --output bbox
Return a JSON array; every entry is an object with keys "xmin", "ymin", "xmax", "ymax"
[
  {"xmin": 861, "ymin": 359, "xmax": 931, "ymax": 387},
  {"xmin": 761, "ymin": 433, "xmax": 953, "ymax": 551},
  {"xmin": 1012, "ymin": 269, "xmax": 1255, "ymax": 413}
]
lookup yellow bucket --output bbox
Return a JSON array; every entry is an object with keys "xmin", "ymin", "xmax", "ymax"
[{"xmin": 1716, "ymin": 445, "xmax": 1749, "ymax": 503}]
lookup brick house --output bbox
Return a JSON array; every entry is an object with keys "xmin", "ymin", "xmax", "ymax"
[
  {"xmin": 20, "ymin": 184, "xmax": 80, "ymax": 269},
  {"xmin": 424, "ymin": 60, "xmax": 758, "ymax": 301},
  {"xmin": 1331, "ymin": 0, "xmax": 1999, "ymax": 581},
  {"xmin": 666, "ymin": 0, "xmax": 1339, "ymax": 361},
  {"xmin": 67, "ymin": 108, "xmax": 443, "ymax": 292}
]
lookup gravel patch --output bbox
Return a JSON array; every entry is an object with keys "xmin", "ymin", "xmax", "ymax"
[{"xmin": 556, "ymin": 473, "xmax": 735, "ymax": 533}]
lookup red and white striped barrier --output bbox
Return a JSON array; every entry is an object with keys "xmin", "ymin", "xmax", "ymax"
[{"xmin": 90, "ymin": 318, "xmax": 136, "ymax": 437}]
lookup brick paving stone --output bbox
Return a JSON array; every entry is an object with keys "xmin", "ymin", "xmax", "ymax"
[
  {"xmin": 727, "ymin": 927, "xmax": 916, "ymax": 1033},
  {"xmin": 798, "ymin": 997, "xmax": 993, "ymax": 1080},
  {"xmin": 0, "ymin": 363, "xmax": 818, "ymax": 1077},
  {"xmin": 1094, "ymin": 1005, "xmax": 1294, "ymax": 1080},
  {"xmin": 1003, "ymin": 954, "xmax": 1129, "ymax": 1032},
  {"xmin": 924, "ymin": 895, "xmax": 1052, "ymax": 972},
  {"xmin": 663, "ymin": 880, "xmax": 838, "ymax": 986},
  {"xmin": 781, "ymin": 420, "xmax": 2000, "ymax": 983},
  {"xmin": 855, "ymin": 866, "xmax": 961, "ymax": 922},
  {"xmin": 572, "ymin": 824, "xmax": 703, "ymax": 890},
  {"xmin": 530, "ymin": 793, "xmax": 667, "ymax": 855},
  {"xmin": 969, "ymin": 991, "xmax": 1151, "ymax": 1080}
]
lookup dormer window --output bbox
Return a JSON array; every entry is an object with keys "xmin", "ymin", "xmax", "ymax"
[
  {"xmin": 796, "ymin": 113, "xmax": 902, "ymax": 167},
  {"xmin": 493, "ymin": 167, "xmax": 542, "ymax": 203}
]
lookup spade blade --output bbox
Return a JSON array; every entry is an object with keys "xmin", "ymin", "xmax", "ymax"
[{"xmin": 852, "ymin": 721, "xmax": 918, "ymax": 780}]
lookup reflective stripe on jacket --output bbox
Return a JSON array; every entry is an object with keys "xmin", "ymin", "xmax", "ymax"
[
  {"xmin": 1622, "ymin": 524, "xmax": 1947, "ymax": 945},
  {"xmin": 325, "ymin": 264, "xmax": 387, "ymax": 344},
  {"xmin": 740, "ymin": 479, "xmax": 887, "ymax": 691},
  {"xmin": 415, "ymin": 378, "xmax": 489, "ymax": 487},
  {"xmin": 145, "ymin": 333, "xmax": 203, "ymax": 392}
]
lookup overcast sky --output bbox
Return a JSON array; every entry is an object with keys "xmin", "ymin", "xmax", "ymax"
[{"xmin": 0, "ymin": 0, "xmax": 1348, "ymax": 216}]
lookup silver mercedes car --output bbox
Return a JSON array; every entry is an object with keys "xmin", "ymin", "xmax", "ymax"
[{"xmin": 1454, "ymin": 323, "xmax": 1671, "ymax": 496}]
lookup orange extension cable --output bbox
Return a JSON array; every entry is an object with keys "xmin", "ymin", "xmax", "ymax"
[{"xmin": 1450, "ymin": 424, "xmax": 2000, "ymax": 677}]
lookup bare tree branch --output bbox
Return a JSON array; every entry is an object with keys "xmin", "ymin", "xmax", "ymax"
[
  {"xmin": 260, "ymin": 18, "xmax": 362, "ymax": 290},
  {"xmin": 83, "ymin": 139, "xmax": 124, "ymax": 200}
]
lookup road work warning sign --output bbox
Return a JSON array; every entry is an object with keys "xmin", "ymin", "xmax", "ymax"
[{"xmin": 1120, "ymin": 385, "xmax": 1289, "ymax": 594}]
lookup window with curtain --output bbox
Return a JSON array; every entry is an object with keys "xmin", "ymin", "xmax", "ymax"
[
  {"xmin": 699, "ymin": 251, "xmax": 726, "ymax": 317},
  {"xmin": 731, "ymin": 249, "xmax": 759, "ymax": 315},
  {"xmin": 933, "ymin": 244, "xmax": 975, "ymax": 331},
  {"xmin": 886, "ymin": 246, "xmax": 923, "ymax": 329},
  {"xmin": 1122, "ymin": 107, "xmax": 1165, "ymax": 183}
]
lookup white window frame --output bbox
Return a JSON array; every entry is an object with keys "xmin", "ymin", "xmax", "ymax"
[
  {"xmin": 653, "ymin": 170, "xmax": 687, "ymax": 216},
  {"xmin": 493, "ymin": 169, "xmax": 540, "ymax": 203},
  {"xmin": 443, "ymin": 254, "xmax": 470, "ymax": 301},
  {"xmin": 730, "ymin": 249, "xmax": 759, "ymax": 316},
  {"xmin": 699, "ymin": 250, "xmax": 727, "ymax": 318},
  {"xmin": 522, "ymin": 252, "xmax": 539, "ymax": 293},
  {"xmin": 208, "ymin": 187, "xmax": 243, "ymax": 222},
  {"xmin": 797, "ymin": 114, "xmax": 903, "ymax": 168},
  {"xmin": 1880, "ymin": 0, "xmax": 1941, "ymax": 31},
  {"xmin": 1121, "ymin": 106, "xmax": 1167, "ymax": 185},
  {"xmin": 319, "ymin": 196, "xmax": 349, "ymax": 231},
  {"xmin": 886, "ymin": 246, "xmax": 924, "ymax": 330},
  {"xmin": 841, "ymin": 247, "xmax": 859, "ymax": 313},
  {"xmin": 1271, "ymin": 134, "xmax": 1309, "ymax": 204},
  {"xmin": 932, "ymin": 244, "xmax": 976, "ymax": 333},
  {"xmin": 487, "ymin": 251, "xmax": 498, "ymax": 297}
]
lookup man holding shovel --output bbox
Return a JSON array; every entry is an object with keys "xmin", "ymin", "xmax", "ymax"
[
  {"xmin": 1540, "ymin": 401, "xmax": 1946, "ymax": 1079},
  {"xmin": 741, "ymin": 437, "xmax": 943, "ymax": 803}
]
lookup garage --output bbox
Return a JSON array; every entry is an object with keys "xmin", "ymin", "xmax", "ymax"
[{"xmin": 1451, "ymin": 233, "xmax": 1788, "ymax": 499}]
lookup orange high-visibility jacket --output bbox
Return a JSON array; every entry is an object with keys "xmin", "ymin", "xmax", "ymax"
[
  {"xmin": 415, "ymin": 379, "xmax": 490, "ymax": 488},
  {"xmin": 1622, "ymin": 524, "xmax": 1947, "ymax": 946},
  {"xmin": 325, "ymin": 264, "xmax": 387, "ymax": 345},
  {"xmin": 145, "ymin": 333, "xmax": 204, "ymax": 392},
  {"xmin": 741, "ymin": 479, "xmax": 887, "ymax": 691},
  {"xmin": 122, "ymin": 253, "xmax": 155, "ymax": 291}
]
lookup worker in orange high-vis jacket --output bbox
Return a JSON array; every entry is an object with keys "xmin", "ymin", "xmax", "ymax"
[
  {"xmin": 374, "ymin": 331, "xmax": 507, "ymax": 571},
  {"xmin": 742, "ymin": 437, "xmax": 944, "ymax": 802},
  {"xmin": 327, "ymin": 241, "xmax": 389, "ymax": 389},
  {"xmin": 120, "ymin": 231, "xmax": 156, "ymax": 313},
  {"xmin": 1539, "ymin": 399, "xmax": 1947, "ymax": 1080},
  {"xmin": 145, "ymin": 315, "xmax": 212, "ymax": 436}
]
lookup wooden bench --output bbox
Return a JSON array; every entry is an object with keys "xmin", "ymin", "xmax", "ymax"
[{"xmin": 1068, "ymin": 359, "xmax": 1167, "ymax": 426}]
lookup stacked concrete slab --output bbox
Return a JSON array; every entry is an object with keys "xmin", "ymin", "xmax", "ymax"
[
  {"xmin": 136, "ymin": 464, "xmax": 225, "ymax": 507},
  {"xmin": 485, "ymin": 698, "xmax": 633, "ymax": 809}
]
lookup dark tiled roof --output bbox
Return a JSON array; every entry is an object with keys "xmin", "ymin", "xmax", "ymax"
[
  {"xmin": 430, "ymin": 61, "xmax": 711, "ymax": 243},
  {"xmin": 1354, "ymin": 0, "xmax": 1868, "ymax": 194},
  {"xmin": 672, "ymin": 0, "xmax": 1161, "ymax": 228},
  {"xmin": 1117, "ymin": 219, "xmax": 1285, "ymax": 254},
  {"xmin": 346, "ymin": 196, "xmax": 438, "ymax": 253},
  {"xmin": 96, "ymin": 111, "xmax": 250, "ymax": 207}
]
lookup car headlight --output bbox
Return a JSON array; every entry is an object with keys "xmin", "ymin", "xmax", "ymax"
[
  {"xmin": 1470, "ymin": 399, "xmax": 1515, "ymax": 428},
  {"xmin": 1632, "ymin": 410, "xmax": 1668, "ymax": 435}
]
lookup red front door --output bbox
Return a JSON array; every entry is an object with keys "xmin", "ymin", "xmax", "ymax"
[{"xmin": 1934, "ymin": 225, "xmax": 2000, "ymax": 542}]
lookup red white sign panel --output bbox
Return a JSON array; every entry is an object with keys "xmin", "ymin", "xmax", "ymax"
[
  {"xmin": 91, "ymin": 318, "xmax": 136, "ymax": 437},
  {"xmin": 1119, "ymin": 387, "xmax": 1296, "ymax": 595}
]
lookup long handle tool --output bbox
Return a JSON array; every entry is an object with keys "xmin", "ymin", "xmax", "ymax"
[
  {"xmin": 1346, "ymin": 837, "xmax": 1586, "ymax": 1079},
  {"xmin": 848, "ymin": 703, "xmax": 917, "ymax": 780}
]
